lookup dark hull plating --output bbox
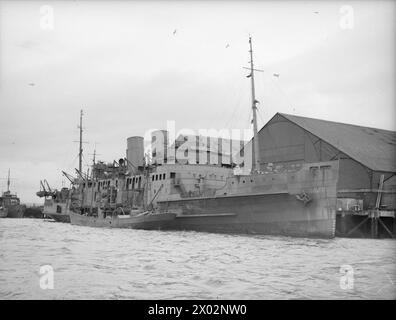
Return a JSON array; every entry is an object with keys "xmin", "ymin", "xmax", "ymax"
[
  {"xmin": 47, "ymin": 213, "xmax": 71, "ymax": 223},
  {"xmin": 158, "ymin": 192, "xmax": 336, "ymax": 238}
]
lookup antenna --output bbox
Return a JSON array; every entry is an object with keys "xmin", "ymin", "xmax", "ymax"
[
  {"xmin": 243, "ymin": 36, "xmax": 263, "ymax": 172},
  {"xmin": 74, "ymin": 109, "xmax": 89, "ymax": 176},
  {"xmin": 78, "ymin": 110, "xmax": 83, "ymax": 173},
  {"xmin": 89, "ymin": 144, "xmax": 101, "ymax": 180},
  {"xmin": 89, "ymin": 143, "xmax": 101, "ymax": 166},
  {"xmin": 7, "ymin": 169, "xmax": 10, "ymax": 192}
]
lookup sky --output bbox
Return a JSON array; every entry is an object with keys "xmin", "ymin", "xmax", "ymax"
[{"xmin": 0, "ymin": 0, "xmax": 395, "ymax": 204}]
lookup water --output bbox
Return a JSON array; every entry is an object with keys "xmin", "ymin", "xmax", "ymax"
[{"xmin": 0, "ymin": 219, "xmax": 395, "ymax": 300}]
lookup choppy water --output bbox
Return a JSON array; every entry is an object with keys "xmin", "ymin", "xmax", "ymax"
[{"xmin": 0, "ymin": 219, "xmax": 395, "ymax": 300}]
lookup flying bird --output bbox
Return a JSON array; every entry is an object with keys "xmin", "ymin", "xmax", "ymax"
[
  {"xmin": 173, "ymin": 29, "xmax": 177, "ymax": 35},
  {"xmin": 225, "ymin": 44, "xmax": 230, "ymax": 48},
  {"xmin": 314, "ymin": 11, "xmax": 319, "ymax": 14},
  {"xmin": 273, "ymin": 73, "xmax": 280, "ymax": 78},
  {"xmin": 28, "ymin": 83, "xmax": 35, "ymax": 86}
]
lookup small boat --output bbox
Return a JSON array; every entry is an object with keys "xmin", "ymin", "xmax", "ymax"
[
  {"xmin": 69, "ymin": 210, "xmax": 176, "ymax": 229},
  {"xmin": 0, "ymin": 170, "xmax": 26, "ymax": 218}
]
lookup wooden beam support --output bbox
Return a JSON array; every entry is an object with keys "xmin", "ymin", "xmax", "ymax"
[
  {"xmin": 346, "ymin": 216, "xmax": 369, "ymax": 236},
  {"xmin": 378, "ymin": 217, "xmax": 394, "ymax": 238},
  {"xmin": 394, "ymin": 214, "xmax": 396, "ymax": 236},
  {"xmin": 371, "ymin": 216, "xmax": 378, "ymax": 239}
]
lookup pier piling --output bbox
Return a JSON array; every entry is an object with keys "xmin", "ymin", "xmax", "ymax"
[{"xmin": 370, "ymin": 212, "xmax": 378, "ymax": 239}]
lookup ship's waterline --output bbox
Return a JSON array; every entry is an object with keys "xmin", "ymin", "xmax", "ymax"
[{"xmin": 0, "ymin": 219, "xmax": 395, "ymax": 299}]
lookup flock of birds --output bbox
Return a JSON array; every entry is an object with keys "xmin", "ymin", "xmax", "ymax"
[
  {"xmin": 27, "ymin": 10, "xmax": 322, "ymax": 87},
  {"xmin": 171, "ymin": 28, "xmax": 281, "ymax": 78}
]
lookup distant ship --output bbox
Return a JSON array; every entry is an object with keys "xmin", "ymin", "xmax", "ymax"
[
  {"xmin": 64, "ymin": 37, "xmax": 339, "ymax": 238},
  {"xmin": 0, "ymin": 169, "xmax": 26, "ymax": 218},
  {"xmin": 23, "ymin": 205, "xmax": 44, "ymax": 219}
]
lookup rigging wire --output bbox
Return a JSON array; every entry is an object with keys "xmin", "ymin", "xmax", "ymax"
[
  {"xmin": 81, "ymin": 153, "xmax": 90, "ymax": 171},
  {"xmin": 66, "ymin": 153, "xmax": 80, "ymax": 173},
  {"xmin": 218, "ymin": 74, "xmax": 245, "ymax": 130},
  {"xmin": 272, "ymin": 76, "xmax": 295, "ymax": 112},
  {"xmin": 223, "ymin": 85, "xmax": 247, "ymax": 130}
]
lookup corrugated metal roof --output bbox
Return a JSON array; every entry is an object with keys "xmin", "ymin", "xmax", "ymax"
[{"xmin": 274, "ymin": 113, "xmax": 396, "ymax": 172}]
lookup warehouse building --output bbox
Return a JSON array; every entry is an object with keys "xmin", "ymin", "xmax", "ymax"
[{"xmin": 244, "ymin": 112, "xmax": 396, "ymax": 237}]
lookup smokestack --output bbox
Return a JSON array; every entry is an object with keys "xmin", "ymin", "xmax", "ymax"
[{"xmin": 126, "ymin": 136, "xmax": 144, "ymax": 174}]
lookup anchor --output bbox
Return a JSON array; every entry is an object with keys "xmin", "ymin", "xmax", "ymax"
[{"xmin": 296, "ymin": 191, "xmax": 312, "ymax": 205}]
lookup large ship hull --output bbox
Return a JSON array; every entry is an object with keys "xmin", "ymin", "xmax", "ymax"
[
  {"xmin": 155, "ymin": 161, "xmax": 339, "ymax": 238},
  {"xmin": 69, "ymin": 160, "xmax": 338, "ymax": 238},
  {"xmin": 69, "ymin": 212, "xmax": 176, "ymax": 229},
  {"xmin": 158, "ymin": 192, "xmax": 335, "ymax": 238}
]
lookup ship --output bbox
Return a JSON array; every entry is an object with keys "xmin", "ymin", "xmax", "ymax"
[
  {"xmin": 36, "ymin": 180, "xmax": 73, "ymax": 222},
  {"xmin": 0, "ymin": 169, "xmax": 26, "ymax": 218},
  {"xmin": 64, "ymin": 37, "xmax": 340, "ymax": 238}
]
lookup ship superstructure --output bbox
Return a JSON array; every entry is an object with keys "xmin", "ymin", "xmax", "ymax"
[{"xmin": 0, "ymin": 169, "xmax": 25, "ymax": 218}]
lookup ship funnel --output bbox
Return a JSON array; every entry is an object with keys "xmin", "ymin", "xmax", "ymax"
[
  {"xmin": 151, "ymin": 130, "xmax": 168, "ymax": 165},
  {"xmin": 126, "ymin": 136, "xmax": 144, "ymax": 173}
]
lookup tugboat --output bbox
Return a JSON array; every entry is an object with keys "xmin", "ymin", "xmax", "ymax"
[{"xmin": 0, "ymin": 169, "xmax": 26, "ymax": 218}]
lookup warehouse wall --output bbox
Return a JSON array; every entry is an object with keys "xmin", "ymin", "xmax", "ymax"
[
  {"xmin": 252, "ymin": 114, "xmax": 395, "ymax": 210},
  {"xmin": 258, "ymin": 114, "xmax": 342, "ymax": 166},
  {"xmin": 257, "ymin": 115, "xmax": 372, "ymax": 190}
]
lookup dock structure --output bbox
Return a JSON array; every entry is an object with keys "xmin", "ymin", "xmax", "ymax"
[{"xmin": 242, "ymin": 113, "xmax": 396, "ymax": 238}]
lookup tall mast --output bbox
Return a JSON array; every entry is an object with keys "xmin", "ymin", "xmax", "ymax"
[
  {"xmin": 7, "ymin": 169, "xmax": 10, "ymax": 192},
  {"xmin": 78, "ymin": 109, "xmax": 83, "ymax": 174},
  {"xmin": 89, "ymin": 144, "xmax": 100, "ymax": 179},
  {"xmin": 248, "ymin": 36, "xmax": 261, "ymax": 172}
]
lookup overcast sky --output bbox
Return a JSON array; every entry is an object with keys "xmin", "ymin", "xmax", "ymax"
[{"xmin": 0, "ymin": 0, "xmax": 395, "ymax": 203}]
